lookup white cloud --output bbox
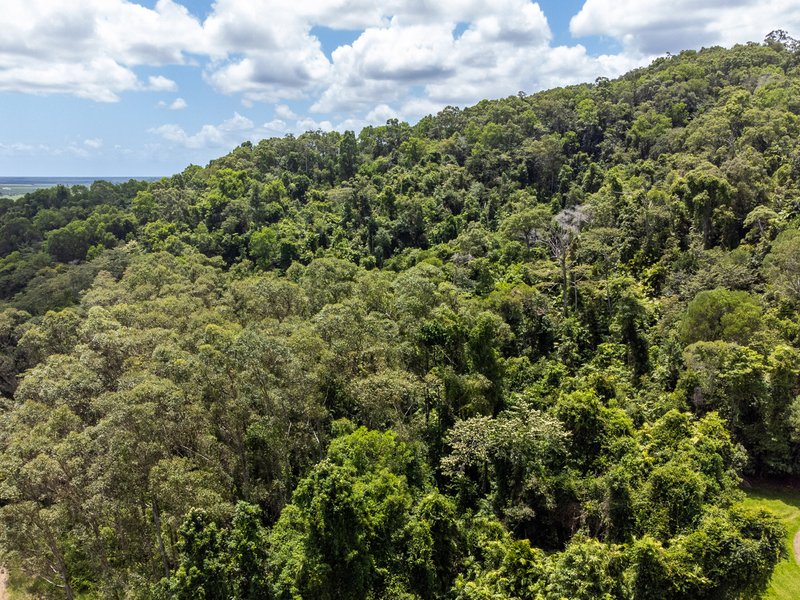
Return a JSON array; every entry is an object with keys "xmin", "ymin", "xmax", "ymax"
[
  {"xmin": 147, "ymin": 75, "xmax": 178, "ymax": 92},
  {"xmin": 308, "ymin": 1, "xmax": 645, "ymax": 119},
  {"xmin": 395, "ymin": 97, "xmax": 449, "ymax": 123},
  {"xmin": 200, "ymin": 0, "xmax": 333, "ymax": 103},
  {"xmin": 275, "ymin": 104, "xmax": 298, "ymax": 120},
  {"xmin": 197, "ymin": 0, "xmax": 567, "ymax": 113},
  {"xmin": 295, "ymin": 117, "xmax": 334, "ymax": 132},
  {"xmin": 158, "ymin": 97, "xmax": 187, "ymax": 110},
  {"xmin": 189, "ymin": 0, "xmax": 646, "ymax": 124},
  {"xmin": 308, "ymin": 2, "xmax": 550, "ymax": 113},
  {"xmin": 263, "ymin": 119, "xmax": 290, "ymax": 135},
  {"xmin": 150, "ymin": 112, "xmax": 255, "ymax": 149},
  {"xmin": 0, "ymin": 139, "xmax": 118, "ymax": 158},
  {"xmin": 365, "ymin": 104, "xmax": 400, "ymax": 124},
  {"xmin": 0, "ymin": 142, "xmax": 37, "ymax": 156},
  {"xmin": 0, "ymin": 57, "xmax": 140, "ymax": 102},
  {"xmin": 64, "ymin": 143, "xmax": 90, "ymax": 158},
  {"xmin": 570, "ymin": 0, "xmax": 800, "ymax": 55},
  {"xmin": 0, "ymin": 0, "xmax": 203, "ymax": 101}
]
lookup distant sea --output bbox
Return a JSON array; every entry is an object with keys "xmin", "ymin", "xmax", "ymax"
[{"xmin": 0, "ymin": 176, "xmax": 162, "ymax": 197}]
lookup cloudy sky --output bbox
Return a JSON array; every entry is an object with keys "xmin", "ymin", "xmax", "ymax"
[{"xmin": 0, "ymin": 0, "xmax": 798, "ymax": 176}]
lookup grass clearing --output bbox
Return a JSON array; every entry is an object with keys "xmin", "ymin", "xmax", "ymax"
[{"xmin": 743, "ymin": 482, "xmax": 800, "ymax": 599}]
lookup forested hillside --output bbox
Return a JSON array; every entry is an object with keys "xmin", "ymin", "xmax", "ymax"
[{"xmin": 2, "ymin": 35, "xmax": 800, "ymax": 599}]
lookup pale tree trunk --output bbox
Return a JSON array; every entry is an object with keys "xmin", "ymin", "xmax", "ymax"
[
  {"xmin": 151, "ymin": 498, "xmax": 170, "ymax": 580},
  {"xmin": 39, "ymin": 523, "xmax": 74, "ymax": 600}
]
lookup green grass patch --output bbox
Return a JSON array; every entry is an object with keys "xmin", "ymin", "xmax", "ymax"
[{"xmin": 743, "ymin": 482, "xmax": 800, "ymax": 599}]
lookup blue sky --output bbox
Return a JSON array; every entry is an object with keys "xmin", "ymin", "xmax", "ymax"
[{"xmin": 0, "ymin": 0, "xmax": 796, "ymax": 176}]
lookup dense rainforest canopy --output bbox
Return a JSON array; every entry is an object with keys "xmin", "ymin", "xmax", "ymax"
[{"xmin": 2, "ymin": 34, "xmax": 800, "ymax": 599}]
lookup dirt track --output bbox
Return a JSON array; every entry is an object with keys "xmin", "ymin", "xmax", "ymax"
[{"xmin": 794, "ymin": 529, "xmax": 800, "ymax": 564}]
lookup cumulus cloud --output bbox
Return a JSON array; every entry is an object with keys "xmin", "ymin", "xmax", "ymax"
[
  {"xmin": 157, "ymin": 97, "xmax": 187, "ymax": 110},
  {"xmin": 295, "ymin": 116, "xmax": 334, "ymax": 132},
  {"xmin": 570, "ymin": 0, "xmax": 800, "ymax": 55},
  {"xmin": 198, "ymin": 0, "xmax": 566, "ymax": 111},
  {"xmin": 201, "ymin": 0, "xmax": 332, "ymax": 102},
  {"xmin": 147, "ymin": 76, "xmax": 179, "ymax": 92},
  {"xmin": 0, "ymin": 0, "xmax": 202, "ymax": 101},
  {"xmin": 0, "ymin": 57, "xmax": 140, "ymax": 102},
  {"xmin": 275, "ymin": 104, "xmax": 299, "ymax": 120},
  {"xmin": 84, "ymin": 138, "xmax": 104, "ymax": 149},
  {"xmin": 194, "ymin": 0, "xmax": 646, "ymax": 123},
  {"xmin": 262, "ymin": 119, "xmax": 290, "ymax": 136},
  {"xmin": 311, "ymin": 2, "xmax": 647, "ymax": 118},
  {"xmin": 150, "ymin": 112, "xmax": 255, "ymax": 149},
  {"xmin": 365, "ymin": 104, "xmax": 400, "ymax": 123}
]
